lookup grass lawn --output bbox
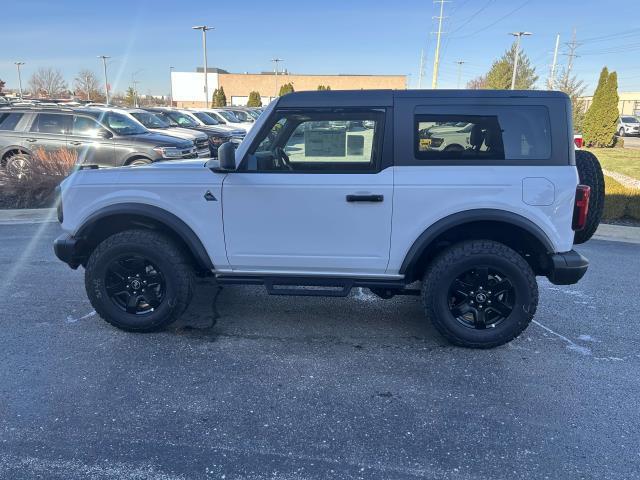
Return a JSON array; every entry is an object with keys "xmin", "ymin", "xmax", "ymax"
[{"xmin": 587, "ymin": 147, "xmax": 640, "ymax": 180}]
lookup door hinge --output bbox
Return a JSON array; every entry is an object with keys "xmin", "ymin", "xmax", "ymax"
[{"xmin": 204, "ymin": 190, "xmax": 217, "ymax": 202}]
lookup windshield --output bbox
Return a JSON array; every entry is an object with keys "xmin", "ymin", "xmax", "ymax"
[
  {"xmin": 230, "ymin": 110, "xmax": 253, "ymax": 122},
  {"xmin": 153, "ymin": 112, "xmax": 179, "ymax": 127},
  {"xmin": 622, "ymin": 116, "xmax": 638, "ymax": 123},
  {"xmin": 97, "ymin": 111, "xmax": 147, "ymax": 135},
  {"xmin": 217, "ymin": 110, "xmax": 241, "ymax": 123},
  {"xmin": 193, "ymin": 111, "xmax": 220, "ymax": 125},
  {"xmin": 131, "ymin": 112, "xmax": 170, "ymax": 129},
  {"xmin": 166, "ymin": 111, "xmax": 198, "ymax": 127},
  {"xmin": 246, "ymin": 110, "xmax": 261, "ymax": 120}
]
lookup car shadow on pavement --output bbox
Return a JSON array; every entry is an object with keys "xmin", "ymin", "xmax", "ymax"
[{"xmin": 168, "ymin": 278, "xmax": 447, "ymax": 348}]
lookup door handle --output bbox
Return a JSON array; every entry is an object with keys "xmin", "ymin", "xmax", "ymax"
[
  {"xmin": 346, "ymin": 194, "xmax": 384, "ymax": 203},
  {"xmin": 69, "ymin": 141, "xmax": 82, "ymax": 145},
  {"xmin": 25, "ymin": 138, "xmax": 37, "ymax": 143}
]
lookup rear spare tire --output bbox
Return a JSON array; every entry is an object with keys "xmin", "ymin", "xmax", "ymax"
[{"xmin": 574, "ymin": 150, "xmax": 605, "ymax": 244}]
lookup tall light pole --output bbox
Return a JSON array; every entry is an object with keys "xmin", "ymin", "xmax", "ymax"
[
  {"xmin": 98, "ymin": 55, "xmax": 111, "ymax": 104},
  {"xmin": 192, "ymin": 25, "xmax": 213, "ymax": 107},
  {"xmin": 455, "ymin": 60, "xmax": 466, "ymax": 89},
  {"xmin": 431, "ymin": 0, "xmax": 448, "ymax": 89},
  {"xmin": 548, "ymin": 34, "xmax": 560, "ymax": 89},
  {"xmin": 169, "ymin": 66, "xmax": 175, "ymax": 106},
  {"xmin": 272, "ymin": 58, "xmax": 283, "ymax": 97},
  {"xmin": 509, "ymin": 32, "xmax": 532, "ymax": 90},
  {"xmin": 14, "ymin": 62, "xmax": 25, "ymax": 99}
]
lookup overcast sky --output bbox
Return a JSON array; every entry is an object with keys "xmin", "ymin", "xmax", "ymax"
[{"xmin": 1, "ymin": 0, "xmax": 639, "ymax": 95}]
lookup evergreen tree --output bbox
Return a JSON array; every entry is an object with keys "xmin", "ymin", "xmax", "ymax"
[
  {"xmin": 474, "ymin": 41, "xmax": 538, "ymax": 90},
  {"xmin": 278, "ymin": 82, "xmax": 294, "ymax": 96},
  {"xmin": 317, "ymin": 85, "xmax": 331, "ymax": 91},
  {"xmin": 247, "ymin": 91, "xmax": 262, "ymax": 107},
  {"xmin": 583, "ymin": 67, "xmax": 619, "ymax": 147},
  {"xmin": 124, "ymin": 87, "xmax": 136, "ymax": 107},
  {"xmin": 211, "ymin": 87, "xmax": 227, "ymax": 107}
]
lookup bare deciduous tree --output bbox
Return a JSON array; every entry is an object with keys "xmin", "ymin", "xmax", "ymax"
[
  {"xmin": 28, "ymin": 67, "xmax": 68, "ymax": 98},
  {"xmin": 73, "ymin": 69, "xmax": 104, "ymax": 102}
]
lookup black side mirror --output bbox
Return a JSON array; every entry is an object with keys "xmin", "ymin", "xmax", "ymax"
[
  {"xmin": 217, "ymin": 142, "xmax": 236, "ymax": 171},
  {"xmin": 98, "ymin": 129, "xmax": 113, "ymax": 139}
]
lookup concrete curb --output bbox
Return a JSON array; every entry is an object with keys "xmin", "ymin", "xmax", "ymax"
[{"xmin": 0, "ymin": 208, "xmax": 638, "ymax": 244}]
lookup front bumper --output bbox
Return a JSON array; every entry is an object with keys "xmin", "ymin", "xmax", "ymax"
[
  {"xmin": 53, "ymin": 233, "xmax": 83, "ymax": 269},
  {"xmin": 547, "ymin": 250, "xmax": 589, "ymax": 285}
]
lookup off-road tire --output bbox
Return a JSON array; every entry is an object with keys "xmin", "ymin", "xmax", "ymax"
[
  {"xmin": 85, "ymin": 229, "xmax": 194, "ymax": 332},
  {"xmin": 574, "ymin": 150, "xmax": 605, "ymax": 244},
  {"xmin": 422, "ymin": 240, "xmax": 538, "ymax": 349}
]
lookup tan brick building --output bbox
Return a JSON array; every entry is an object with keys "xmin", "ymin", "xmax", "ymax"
[{"xmin": 171, "ymin": 69, "xmax": 407, "ymax": 108}]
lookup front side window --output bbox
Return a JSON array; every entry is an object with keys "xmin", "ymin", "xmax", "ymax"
[
  {"xmin": 415, "ymin": 106, "xmax": 551, "ymax": 161},
  {"xmin": 247, "ymin": 110, "xmax": 383, "ymax": 172},
  {"xmin": 0, "ymin": 113, "xmax": 23, "ymax": 131},
  {"xmin": 72, "ymin": 115, "xmax": 104, "ymax": 137},
  {"xmin": 97, "ymin": 112, "xmax": 147, "ymax": 136},
  {"xmin": 30, "ymin": 113, "xmax": 72, "ymax": 134}
]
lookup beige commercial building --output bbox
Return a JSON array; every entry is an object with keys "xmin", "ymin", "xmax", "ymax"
[
  {"xmin": 579, "ymin": 91, "xmax": 640, "ymax": 116},
  {"xmin": 171, "ymin": 68, "xmax": 407, "ymax": 108}
]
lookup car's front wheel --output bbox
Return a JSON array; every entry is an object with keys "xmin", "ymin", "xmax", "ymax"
[
  {"xmin": 85, "ymin": 230, "xmax": 194, "ymax": 332},
  {"xmin": 422, "ymin": 240, "xmax": 538, "ymax": 348},
  {"xmin": 619, "ymin": 127, "xmax": 625, "ymax": 137}
]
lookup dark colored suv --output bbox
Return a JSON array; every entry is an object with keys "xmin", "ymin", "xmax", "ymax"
[
  {"xmin": 144, "ymin": 107, "xmax": 244, "ymax": 157},
  {"xmin": 0, "ymin": 107, "xmax": 197, "ymax": 173}
]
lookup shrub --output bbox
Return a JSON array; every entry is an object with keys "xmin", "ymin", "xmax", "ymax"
[
  {"xmin": 246, "ymin": 91, "xmax": 262, "ymax": 107},
  {"xmin": 583, "ymin": 67, "xmax": 619, "ymax": 148},
  {"xmin": 0, "ymin": 148, "xmax": 77, "ymax": 209},
  {"xmin": 278, "ymin": 82, "xmax": 294, "ymax": 96},
  {"xmin": 602, "ymin": 176, "xmax": 640, "ymax": 221},
  {"xmin": 613, "ymin": 136, "xmax": 624, "ymax": 148}
]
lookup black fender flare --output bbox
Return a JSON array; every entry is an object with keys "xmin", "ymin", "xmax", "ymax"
[
  {"xmin": 76, "ymin": 203, "xmax": 214, "ymax": 270},
  {"xmin": 399, "ymin": 209, "xmax": 555, "ymax": 275}
]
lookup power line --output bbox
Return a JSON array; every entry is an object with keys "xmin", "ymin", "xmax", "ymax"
[{"xmin": 452, "ymin": 0, "xmax": 532, "ymax": 39}]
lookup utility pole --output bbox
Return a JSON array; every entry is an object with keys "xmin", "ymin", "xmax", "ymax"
[
  {"xmin": 455, "ymin": 60, "xmax": 466, "ymax": 89},
  {"xmin": 132, "ymin": 80, "xmax": 140, "ymax": 107},
  {"xmin": 509, "ymin": 31, "xmax": 532, "ymax": 90},
  {"xmin": 14, "ymin": 62, "xmax": 25, "ymax": 99},
  {"xmin": 98, "ymin": 55, "xmax": 110, "ymax": 105},
  {"xmin": 272, "ymin": 58, "xmax": 283, "ymax": 97},
  {"xmin": 548, "ymin": 33, "xmax": 560, "ymax": 90},
  {"xmin": 564, "ymin": 28, "xmax": 581, "ymax": 80},
  {"xmin": 431, "ymin": 0, "xmax": 448, "ymax": 89},
  {"xmin": 192, "ymin": 25, "xmax": 213, "ymax": 107},
  {"xmin": 418, "ymin": 49, "xmax": 426, "ymax": 89},
  {"xmin": 169, "ymin": 66, "xmax": 174, "ymax": 106}
]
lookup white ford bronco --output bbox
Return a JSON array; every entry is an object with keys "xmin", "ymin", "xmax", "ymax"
[{"xmin": 54, "ymin": 90, "xmax": 604, "ymax": 348}]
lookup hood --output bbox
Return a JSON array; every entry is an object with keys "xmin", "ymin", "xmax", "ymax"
[
  {"xmin": 122, "ymin": 132, "xmax": 194, "ymax": 149},
  {"xmin": 149, "ymin": 127, "xmax": 207, "ymax": 141}
]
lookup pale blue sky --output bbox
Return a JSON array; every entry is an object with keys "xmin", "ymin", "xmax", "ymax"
[{"xmin": 1, "ymin": 0, "xmax": 639, "ymax": 95}]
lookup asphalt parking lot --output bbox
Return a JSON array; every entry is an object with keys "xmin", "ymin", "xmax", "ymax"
[{"xmin": 1, "ymin": 222, "xmax": 639, "ymax": 480}]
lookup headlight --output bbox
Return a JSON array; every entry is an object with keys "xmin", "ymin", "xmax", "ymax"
[
  {"xmin": 209, "ymin": 136, "xmax": 227, "ymax": 146},
  {"xmin": 153, "ymin": 146, "xmax": 183, "ymax": 158}
]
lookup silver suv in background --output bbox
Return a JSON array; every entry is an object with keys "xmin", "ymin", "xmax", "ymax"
[{"xmin": 618, "ymin": 116, "xmax": 640, "ymax": 136}]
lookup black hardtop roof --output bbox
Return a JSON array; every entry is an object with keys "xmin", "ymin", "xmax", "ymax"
[{"xmin": 275, "ymin": 89, "xmax": 569, "ymax": 108}]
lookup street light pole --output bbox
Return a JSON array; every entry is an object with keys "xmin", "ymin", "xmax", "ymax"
[
  {"xmin": 192, "ymin": 25, "xmax": 213, "ymax": 107},
  {"xmin": 98, "ymin": 55, "xmax": 111, "ymax": 104},
  {"xmin": 14, "ymin": 62, "xmax": 25, "ymax": 99},
  {"xmin": 169, "ymin": 66, "xmax": 174, "ymax": 106},
  {"xmin": 272, "ymin": 58, "xmax": 283, "ymax": 97},
  {"xmin": 455, "ymin": 60, "xmax": 466, "ymax": 89},
  {"xmin": 509, "ymin": 32, "xmax": 532, "ymax": 90}
]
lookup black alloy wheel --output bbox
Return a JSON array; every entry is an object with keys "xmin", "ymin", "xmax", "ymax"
[
  {"xmin": 105, "ymin": 254, "xmax": 166, "ymax": 315},
  {"xmin": 448, "ymin": 267, "xmax": 515, "ymax": 329}
]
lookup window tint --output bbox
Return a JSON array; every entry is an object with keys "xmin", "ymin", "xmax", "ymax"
[
  {"xmin": 415, "ymin": 106, "xmax": 551, "ymax": 161},
  {"xmin": 96, "ymin": 112, "xmax": 147, "ymax": 135},
  {"xmin": 72, "ymin": 115, "xmax": 104, "ymax": 137},
  {"xmin": 131, "ymin": 112, "xmax": 169, "ymax": 129},
  {"xmin": 166, "ymin": 111, "xmax": 198, "ymax": 127},
  {"xmin": 249, "ymin": 111, "xmax": 382, "ymax": 172},
  {"xmin": 31, "ymin": 113, "xmax": 72, "ymax": 134},
  {"xmin": 0, "ymin": 112, "xmax": 23, "ymax": 131},
  {"xmin": 192, "ymin": 112, "xmax": 219, "ymax": 125},
  {"xmin": 621, "ymin": 116, "xmax": 638, "ymax": 123}
]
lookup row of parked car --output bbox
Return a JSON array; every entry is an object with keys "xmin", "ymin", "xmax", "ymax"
[{"xmin": 0, "ymin": 102, "xmax": 264, "ymax": 176}]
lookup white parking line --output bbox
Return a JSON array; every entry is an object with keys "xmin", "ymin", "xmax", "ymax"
[
  {"xmin": 65, "ymin": 310, "xmax": 96, "ymax": 323},
  {"xmin": 532, "ymin": 320, "xmax": 592, "ymax": 355}
]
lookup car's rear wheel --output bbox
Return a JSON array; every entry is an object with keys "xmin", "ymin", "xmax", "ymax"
[
  {"xmin": 85, "ymin": 229, "xmax": 194, "ymax": 332},
  {"xmin": 574, "ymin": 150, "xmax": 605, "ymax": 244},
  {"xmin": 127, "ymin": 157, "xmax": 152, "ymax": 166},
  {"xmin": 5, "ymin": 153, "xmax": 31, "ymax": 179},
  {"xmin": 422, "ymin": 240, "xmax": 538, "ymax": 348}
]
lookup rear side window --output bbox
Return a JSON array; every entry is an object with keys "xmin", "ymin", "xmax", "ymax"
[
  {"xmin": 0, "ymin": 113, "xmax": 23, "ymax": 131},
  {"xmin": 414, "ymin": 106, "xmax": 551, "ymax": 161},
  {"xmin": 30, "ymin": 113, "xmax": 72, "ymax": 134}
]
